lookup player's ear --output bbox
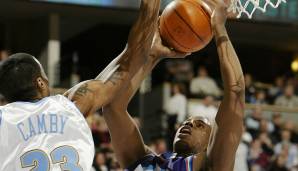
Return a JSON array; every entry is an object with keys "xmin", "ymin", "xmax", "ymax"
[
  {"xmin": 36, "ymin": 76, "xmax": 47, "ymax": 91},
  {"xmin": 36, "ymin": 76, "xmax": 50, "ymax": 97}
]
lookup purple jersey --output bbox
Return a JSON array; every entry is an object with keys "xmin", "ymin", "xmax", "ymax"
[{"xmin": 125, "ymin": 153, "xmax": 194, "ymax": 171}]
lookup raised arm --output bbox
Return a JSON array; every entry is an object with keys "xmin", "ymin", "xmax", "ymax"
[
  {"xmin": 102, "ymin": 51, "xmax": 160, "ymax": 169},
  {"xmin": 205, "ymin": 1, "xmax": 245, "ymax": 171},
  {"xmin": 64, "ymin": 0, "xmax": 161, "ymax": 116},
  {"xmin": 103, "ymin": 28, "xmax": 189, "ymax": 168}
]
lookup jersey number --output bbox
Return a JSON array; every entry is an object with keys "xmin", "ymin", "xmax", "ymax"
[{"xmin": 20, "ymin": 146, "xmax": 82, "ymax": 171}]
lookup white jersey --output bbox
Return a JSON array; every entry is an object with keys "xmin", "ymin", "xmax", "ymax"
[{"xmin": 0, "ymin": 95, "xmax": 94, "ymax": 171}]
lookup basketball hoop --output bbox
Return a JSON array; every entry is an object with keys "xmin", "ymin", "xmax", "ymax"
[{"xmin": 228, "ymin": 0, "xmax": 287, "ymax": 18}]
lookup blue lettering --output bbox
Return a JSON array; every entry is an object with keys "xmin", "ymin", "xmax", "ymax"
[
  {"xmin": 37, "ymin": 114, "xmax": 48, "ymax": 134},
  {"xmin": 50, "ymin": 114, "xmax": 58, "ymax": 133},
  {"xmin": 28, "ymin": 117, "xmax": 36, "ymax": 138},
  {"xmin": 17, "ymin": 122, "xmax": 29, "ymax": 141},
  {"xmin": 18, "ymin": 114, "xmax": 69, "ymax": 141},
  {"xmin": 60, "ymin": 115, "xmax": 68, "ymax": 134}
]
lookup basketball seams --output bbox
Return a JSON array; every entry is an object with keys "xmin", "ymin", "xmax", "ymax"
[
  {"xmin": 182, "ymin": 0, "xmax": 211, "ymax": 18},
  {"xmin": 198, "ymin": 6, "xmax": 212, "ymax": 28},
  {"xmin": 173, "ymin": 9, "xmax": 205, "ymax": 43},
  {"xmin": 160, "ymin": 0, "xmax": 213, "ymax": 52},
  {"xmin": 196, "ymin": 5, "xmax": 213, "ymax": 30},
  {"xmin": 162, "ymin": 16, "xmax": 194, "ymax": 52},
  {"xmin": 180, "ymin": 0, "xmax": 212, "ymax": 34}
]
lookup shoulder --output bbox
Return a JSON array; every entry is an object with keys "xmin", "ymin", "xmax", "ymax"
[
  {"xmin": 50, "ymin": 94, "xmax": 68, "ymax": 101},
  {"xmin": 48, "ymin": 95, "xmax": 74, "ymax": 106},
  {"xmin": 65, "ymin": 80, "xmax": 107, "ymax": 116},
  {"xmin": 50, "ymin": 95, "xmax": 83, "ymax": 116}
]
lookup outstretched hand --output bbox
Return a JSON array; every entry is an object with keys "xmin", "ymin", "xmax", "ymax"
[
  {"xmin": 150, "ymin": 25, "xmax": 191, "ymax": 60},
  {"xmin": 211, "ymin": 0, "xmax": 228, "ymax": 28},
  {"xmin": 202, "ymin": 0, "xmax": 228, "ymax": 28}
]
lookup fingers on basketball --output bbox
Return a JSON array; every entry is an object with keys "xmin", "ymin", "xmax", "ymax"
[{"xmin": 160, "ymin": 0, "xmax": 213, "ymax": 53}]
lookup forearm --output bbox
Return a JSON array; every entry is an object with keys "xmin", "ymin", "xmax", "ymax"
[
  {"xmin": 94, "ymin": 0, "xmax": 161, "ymax": 105},
  {"xmin": 214, "ymin": 25, "xmax": 245, "ymax": 95},
  {"xmin": 127, "ymin": 0, "xmax": 161, "ymax": 49},
  {"xmin": 207, "ymin": 25, "xmax": 245, "ymax": 170},
  {"xmin": 102, "ymin": 55, "xmax": 161, "ymax": 167},
  {"xmin": 128, "ymin": 55, "xmax": 160, "ymax": 101},
  {"xmin": 111, "ymin": 55, "xmax": 161, "ymax": 110},
  {"xmin": 118, "ymin": 0, "xmax": 161, "ymax": 76},
  {"xmin": 213, "ymin": 24, "xmax": 245, "ymax": 131}
]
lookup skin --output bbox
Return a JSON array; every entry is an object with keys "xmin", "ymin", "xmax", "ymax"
[
  {"xmin": 173, "ymin": 116, "xmax": 212, "ymax": 157},
  {"xmin": 31, "ymin": 0, "xmax": 162, "ymax": 118},
  {"xmin": 102, "ymin": 0, "xmax": 245, "ymax": 170}
]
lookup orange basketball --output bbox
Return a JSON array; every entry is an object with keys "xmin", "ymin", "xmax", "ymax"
[{"xmin": 160, "ymin": 0, "xmax": 213, "ymax": 53}]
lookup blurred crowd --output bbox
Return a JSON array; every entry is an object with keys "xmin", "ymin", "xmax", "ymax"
[
  {"xmin": 238, "ymin": 108, "xmax": 298, "ymax": 171},
  {"xmin": 164, "ymin": 59, "xmax": 298, "ymax": 107}
]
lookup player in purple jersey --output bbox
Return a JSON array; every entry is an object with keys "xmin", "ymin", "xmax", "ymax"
[{"xmin": 102, "ymin": 0, "xmax": 245, "ymax": 170}]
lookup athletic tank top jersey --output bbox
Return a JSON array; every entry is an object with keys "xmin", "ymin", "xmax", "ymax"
[
  {"xmin": 0, "ymin": 95, "xmax": 94, "ymax": 171},
  {"xmin": 125, "ymin": 153, "xmax": 194, "ymax": 171}
]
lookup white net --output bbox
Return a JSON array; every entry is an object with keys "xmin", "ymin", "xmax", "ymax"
[{"xmin": 228, "ymin": 0, "xmax": 287, "ymax": 18}]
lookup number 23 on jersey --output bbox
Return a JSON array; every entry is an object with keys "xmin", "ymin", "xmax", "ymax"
[{"xmin": 20, "ymin": 145, "xmax": 82, "ymax": 171}]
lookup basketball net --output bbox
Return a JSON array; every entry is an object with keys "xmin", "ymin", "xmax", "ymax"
[{"xmin": 228, "ymin": 0, "xmax": 286, "ymax": 18}]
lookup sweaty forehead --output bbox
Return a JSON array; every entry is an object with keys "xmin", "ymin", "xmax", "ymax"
[{"xmin": 187, "ymin": 116, "xmax": 212, "ymax": 126}]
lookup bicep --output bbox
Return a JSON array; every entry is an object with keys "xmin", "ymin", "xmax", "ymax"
[{"xmin": 65, "ymin": 80, "xmax": 111, "ymax": 116}]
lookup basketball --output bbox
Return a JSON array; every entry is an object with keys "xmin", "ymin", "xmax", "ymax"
[{"xmin": 160, "ymin": 0, "xmax": 213, "ymax": 53}]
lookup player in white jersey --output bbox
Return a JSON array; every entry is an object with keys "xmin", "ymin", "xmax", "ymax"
[
  {"xmin": 102, "ymin": 0, "xmax": 245, "ymax": 170},
  {"xmin": 0, "ymin": 95, "xmax": 94, "ymax": 170},
  {"xmin": 0, "ymin": 0, "xmax": 168, "ymax": 169}
]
